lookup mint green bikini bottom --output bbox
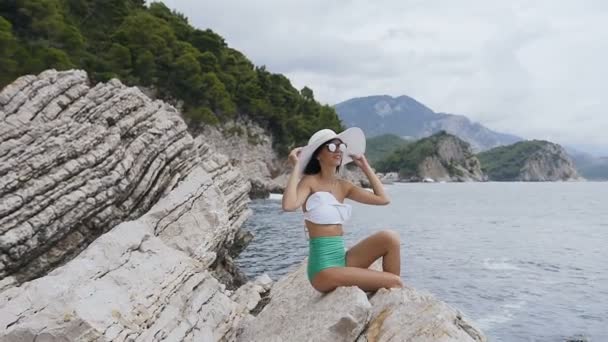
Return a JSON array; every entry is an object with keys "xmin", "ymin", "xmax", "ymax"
[{"xmin": 307, "ymin": 236, "xmax": 346, "ymax": 281}]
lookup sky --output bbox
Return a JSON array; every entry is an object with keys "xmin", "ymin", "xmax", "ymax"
[{"xmin": 160, "ymin": 0, "xmax": 608, "ymax": 155}]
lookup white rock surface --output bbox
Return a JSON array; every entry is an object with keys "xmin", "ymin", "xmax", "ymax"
[
  {"xmin": 358, "ymin": 288, "xmax": 486, "ymax": 342},
  {"xmin": 237, "ymin": 262, "xmax": 372, "ymax": 342},
  {"xmin": 0, "ymin": 69, "xmax": 206, "ymax": 283},
  {"xmin": 238, "ymin": 262, "xmax": 486, "ymax": 342},
  {"xmin": 0, "ymin": 69, "xmax": 266, "ymax": 341},
  {"xmin": 0, "ymin": 166, "xmax": 268, "ymax": 341},
  {"xmin": 197, "ymin": 120, "xmax": 283, "ymax": 198}
]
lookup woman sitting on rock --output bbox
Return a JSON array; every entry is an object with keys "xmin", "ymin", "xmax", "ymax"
[{"xmin": 282, "ymin": 127, "xmax": 404, "ymax": 293}]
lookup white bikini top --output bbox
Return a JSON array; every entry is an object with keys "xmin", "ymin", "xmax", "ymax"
[{"xmin": 303, "ymin": 191, "xmax": 352, "ymax": 225}]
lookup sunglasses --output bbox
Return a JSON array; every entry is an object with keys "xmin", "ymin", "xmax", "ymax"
[{"xmin": 325, "ymin": 142, "xmax": 347, "ymax": 153}]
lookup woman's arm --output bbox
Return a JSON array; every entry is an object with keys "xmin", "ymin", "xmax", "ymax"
[
  {"xmin": 282, "ymin": 147, "xmax": 311, "ymax": 211},
  {"xmin": 345, "ymin": 154, "xmax": 390, "ymax": 205}
]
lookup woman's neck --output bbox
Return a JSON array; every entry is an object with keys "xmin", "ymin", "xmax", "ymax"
[{"xmin": 319, "ymin": 166, "xmax": 337, "ymax": 181}]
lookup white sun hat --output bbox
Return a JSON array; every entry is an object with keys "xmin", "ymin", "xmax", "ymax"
[{"xmin": 297, "ymin": 127, "xmax": 366, "ymax": 175}]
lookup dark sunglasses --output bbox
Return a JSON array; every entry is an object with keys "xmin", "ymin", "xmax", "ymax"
[{"xmin": 325, "ymin": 142, "xmax": 347, "ymax": 153}]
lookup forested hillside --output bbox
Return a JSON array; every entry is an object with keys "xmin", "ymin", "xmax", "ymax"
[{"xmin": 0, "ymin": 0, "xmax": 342, "ymax": 153}]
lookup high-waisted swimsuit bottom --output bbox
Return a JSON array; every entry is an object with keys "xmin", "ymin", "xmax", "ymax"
[{"xmin": 307, "ymin": 235, "xmax": 346, "ymax": 281}]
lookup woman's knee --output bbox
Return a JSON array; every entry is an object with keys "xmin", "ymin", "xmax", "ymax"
[
  {"xmin": 378, "ymin": 229, "xmax": 400, "ymax": 246},
  {"xmin": 311, "ymin": 269, "xmax": 341, "ymax": 292},
  {"xmin": 310, "ymin": 274, "xmax": 335, "ymax": 293}
]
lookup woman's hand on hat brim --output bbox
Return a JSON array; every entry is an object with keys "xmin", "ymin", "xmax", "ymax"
[
  {"xmin": 288, "ymin": 147, "xmax": 303, "ymax": 167},
  {"xmin": 350, "ymin": 154, "xmax": 371, "ymax": 171}
]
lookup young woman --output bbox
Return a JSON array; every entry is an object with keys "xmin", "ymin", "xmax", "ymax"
[{"xmin": 282, "ymin": 127, "xmax": 404, "ymax": 293}]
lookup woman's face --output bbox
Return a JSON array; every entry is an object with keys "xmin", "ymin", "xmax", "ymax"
[{"xmin": 317, "ymin": 139, "xmax": 345, "ymax": 169}]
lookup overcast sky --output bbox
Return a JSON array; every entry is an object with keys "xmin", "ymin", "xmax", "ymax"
[{"xmin": 161, "ymin": 0, "xmax": 608, "ymax": 154}]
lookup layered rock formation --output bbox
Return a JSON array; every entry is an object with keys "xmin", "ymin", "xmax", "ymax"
[
  {"xmin": 0, "ymin": 69, "xmax": 266, "ymax": 340},
  {"xmin": 197, "ymin": 120, "xmax": 285, "ymax": 198},
  {"xmin": 0, "ymin": 167, "xmax": 271, "ymax": 341},
  {"xmin": 0, "ymin": 69, "xmax": 244, "ymax": 286}
]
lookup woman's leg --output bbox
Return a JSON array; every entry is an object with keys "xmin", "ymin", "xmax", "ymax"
[
  {"xmin": 311, "ymin": 266, "xmax": 402, "ymax": 293},
  {"xmin": 345, "ymin": 230, "xmax": 401, "ymax": 275}
]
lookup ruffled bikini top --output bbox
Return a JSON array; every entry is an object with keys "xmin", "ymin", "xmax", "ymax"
[{"xmin": 303, "ymin": 191, "xmax": 352, "ymax": 225}]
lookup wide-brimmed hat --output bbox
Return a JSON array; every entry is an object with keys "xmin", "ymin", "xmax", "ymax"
[{"xmin": 297, "ymin": 127, "xmax": 366, "ymax": 174}]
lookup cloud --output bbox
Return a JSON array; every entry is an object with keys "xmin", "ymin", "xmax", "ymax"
[{"xmin": 160, "ymin": 0, "xmax": 608, "ymax": 151}]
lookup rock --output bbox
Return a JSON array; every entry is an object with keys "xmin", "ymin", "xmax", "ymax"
[
  {"xmin": 0, "ymin": 69, "xmax": 265, "ymax": 340},
  {"xmin": 231, "ymin": 274, "xmax": 273, "ymax": 312},
  {"xmin": 0, "ymin": 166, "xmax": 265, "ymax": 341},
  {"xmin": 478, "ymin": 140, "xmax": 582, "ymax": 181},
  {"xmin": 520, "ymin": 143, "xmax": 581, "ymax": 181},
  {"xmin": 341, "ymin": 165, "xmax": 371, "ymax": 188},
  {"xmin": 0, "ymin": 70, "xmax": 252, "ymax": 286},
  {"xmin": 267, "ymin": 173, "xmax": 288, "ymax": 194},
  {"xmin": 195, "ymin": 120, "xmax": 283, "ymax": 198},
  {"xmin": 238, "ymin": 261, "xmax": 486, "ymax": 342},
  {"xmin": 237, "ymin": 262, "xmax": 372, "ymax": 342},
  {"xmin": 418, "ymin": 134, "xmax": 484, "ymax": 182},
  {"xmin": 359, "ymin": 288, "xmax": 486, "ymax": 342},
  {"xmin": 391, "ymin": 132, "xmax": 484, "ymax": 182},
  {"xmin": 377, "ymin": 172, "xmax": 398, "ymax": 184},
  {"xmin": 0, "ymin": 70, "xmax": 207, "ymax": 284}
]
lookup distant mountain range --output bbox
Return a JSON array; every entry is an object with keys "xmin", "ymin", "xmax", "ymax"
[
  {"xmin": 334, "ymin": 95, "xmax": 608, "ymax": 180},
  {"xmin": 334, "ymin": 95, "xmax": 521, "ymax": 152},
  {"xmin": 369, "ymin": 131, "xmax": 579, "ymax": 182}
]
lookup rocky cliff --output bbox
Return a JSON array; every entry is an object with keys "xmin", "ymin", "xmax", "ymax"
[
  {"xmin": 418, "ymin": 133, "xmax": 485, "ymax": 182},
  {"xmin": 199, "ymin": 121, "xmax": 371, "ymax": 196},
  {"xmin": 520, "ymin": 143, "xmax": 581, "ymax": 181},
  {"xmin": 0, "ymin": 69, "xmax": 254, "ymax": 286},
  {"xmin": 0, "ymin": 165, "xmax": 271, "ymax": 341},
  {"xmin": 196, "ymin": 120, "xmax": 285, "ymax": 198},
  {"xmin": 0, "ymin": 70, "xmax": 486, "ymax": 341},
  {"xmin": 377, "ymin": 131, "xmax": 485, "ymax": 182},
  {"xmin": 0, "ymin": 69, "xmax": 267, "ymax": 340},
  {"xmin": 478, "ymin": 140, "xmax": 581, "ymax": 181}
]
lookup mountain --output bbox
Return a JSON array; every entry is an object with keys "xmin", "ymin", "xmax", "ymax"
[
  {"xmin": 477, "ymin": 141, "xmax": 581, "ymax": 181},
  {"xmin": 376, "ymin": 131, "xmax": 484, "ymax": 182},
  {"xmin": 335, "ymin": 95, "xmax": 521, "ymax": 152},
  {"xmin": 566, "ymin": 148, "xmax": 608, "ymax": 180},
  {"xmin": 366, "ymin": 134, "xmax": 412, "ymax": 165}
]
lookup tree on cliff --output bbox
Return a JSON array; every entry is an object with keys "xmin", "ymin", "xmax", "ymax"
[{"xmin": 0, "ymin": 0, "xmax": 342, "ymax": 154}]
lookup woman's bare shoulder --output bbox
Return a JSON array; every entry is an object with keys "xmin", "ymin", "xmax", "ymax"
[
  {"xmin": 337, "ymin": 178, "xmax": 355, "ymax": 192},
  {"xmin": 299, "ymin": 174, "xmax": 316, "ymax": 186}
]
